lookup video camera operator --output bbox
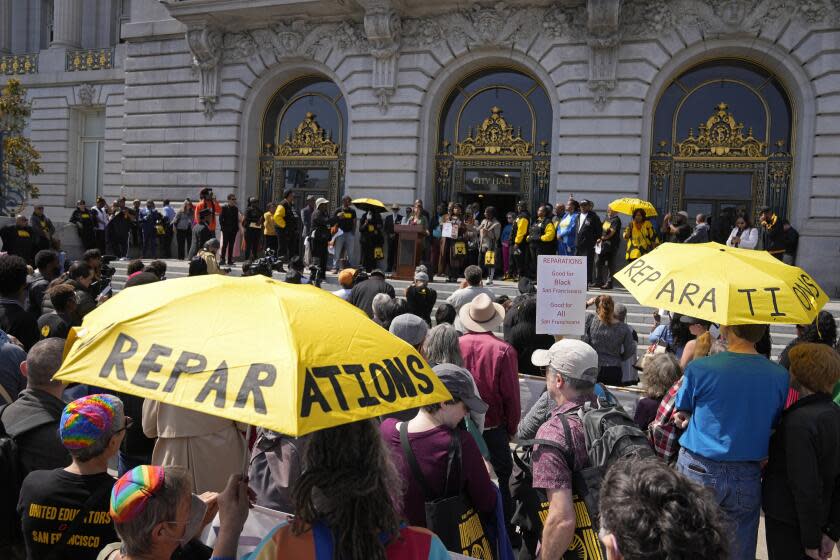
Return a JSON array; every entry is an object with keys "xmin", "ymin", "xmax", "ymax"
[{"xmin": 241, "ymin": 249, "xmax": 284, "ymax": 278}]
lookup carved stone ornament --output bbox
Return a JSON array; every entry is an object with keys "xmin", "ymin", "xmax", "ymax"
[
  {"xmin": 621, "ymin": 0, "xmax": 839, "ymax": 40},
  {"xmin": 186, "ymin": 26, "xmax": 223, "ymax": 118},
  {"xmin": 587, "ymin": 0, "xmax": 620, "ymax": 109},
  {"xmin": 456, "ymin": 107, "xmax": 532, "ymax": 158},
  {"xmin": 277, "ymin": 112, "xmax": 340, "ymax": 158},
  {"xmin": 403, "ymin": 2, "xmax": 546, "ymax": 49},
  {"xmin": 675, "ymin": 102, "xmax": 768, "ymax": 158},
  {"xmin": 222, "ymin": 20, "xmax": 367, "ymax": 62},
  {"xmin": 363, "ymin": 6, "xmax": 401, "ymax": 114},
  {"xmin": 77, "ymin": 83, "xmax": 96, "ymax": 107}
]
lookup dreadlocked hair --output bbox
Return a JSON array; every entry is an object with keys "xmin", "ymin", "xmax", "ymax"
[{"xmin": 292, "ymin": 419, "xmax": 403, "ymax": 560}]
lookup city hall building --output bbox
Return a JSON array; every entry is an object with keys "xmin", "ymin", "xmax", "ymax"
[{"xmin": 2, "ymin": 0, "xmax": 840, "ymax": 294}]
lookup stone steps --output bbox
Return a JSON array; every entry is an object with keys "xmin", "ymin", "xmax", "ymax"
[{"xmin": 109, "ymin": 259, "xmax": 840, "ymax": 360}]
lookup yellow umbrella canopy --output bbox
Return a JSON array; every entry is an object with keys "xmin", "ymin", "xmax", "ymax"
[
  {"xmin": 608, "ymin": 197, "xmax": 658, "ymax": 217},
  {"xmin": 54, "ymin": 275, "xmax": 451, "ymax": 436},
  {"xmin": 351, "ymin": 198, "xmax": 387, "ymax": 213},
  {"xmin": 615, "ymin": 242, "xmax": 827, "ymax": 325}
]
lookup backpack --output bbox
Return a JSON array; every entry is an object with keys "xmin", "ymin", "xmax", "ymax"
[
  {"xmin": 510, "ymin": 394, "xmax": 654, "ymax": 559},
  {"xmin": 0, "ymin": 403, "xmax": 55, "ymax": 549}
]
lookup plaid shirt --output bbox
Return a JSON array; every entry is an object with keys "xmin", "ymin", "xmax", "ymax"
[{"xmin": 648, "ymin": 378, "xmax": 683, "ymax": 464}]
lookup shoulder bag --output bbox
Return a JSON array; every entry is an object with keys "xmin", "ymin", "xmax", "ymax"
[{"xmin": 399, "ymin": 422, "xmax": 495, "ymax": 559}]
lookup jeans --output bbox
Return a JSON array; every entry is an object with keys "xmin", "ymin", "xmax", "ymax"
[
  {"xmin": 334, "ymin": 231, "xmax": 354, "ymax": 269},
  {"xmin": 676, "ymin": 447, "xmax": 759, "ymax": 560},
  {"xmin": 483, "ymin": 427, "xmax": 515, "ymax": 540}
]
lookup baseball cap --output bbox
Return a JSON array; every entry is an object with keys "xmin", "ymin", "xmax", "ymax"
[
  {"xmin": 389, "ymin": 313, "xmax": 429, "ymax": 347},
  {"xmin": 531, "ymin": 339, "xmax": 599, "ymax": 382},
  {"xmin": 414, "ymin": 271, "xmax": 429, "ymax": 282},
  {"xmin": 315, "ymin": 197, "xmax": 329, "ymax": 207},
  {"xmin": 432, "ymin": 363, "xmax": 489, "ymax": 414},
  {"xmin": 370, "ymin": 269, "xmax": 385, "ymax": 278},
  {"xmin": 60, "ymin": 394, "xmax": 123, "ymax": 451}
]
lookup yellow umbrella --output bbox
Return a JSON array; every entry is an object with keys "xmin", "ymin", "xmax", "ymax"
[
  {"xmin": 351, "ymin": 198, "xmax": 387, "ymax": 213},
  {"xmin": 608, "ymin": 197, "xmax": 658, "ymax": 217},
  {"xmin": 615, "ymin": 242, "xmax": 827, "ymax": 325},
  {"xmin": 54, "ymin": 275, "xmax": 451, "ymax": 436}
]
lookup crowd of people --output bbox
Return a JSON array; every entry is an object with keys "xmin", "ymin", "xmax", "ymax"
[
  {"xmin": 0, "ymin": 189, "xmax": 800, "ymax": 297},
  {"xmin": 0, "ymin": 231, "xmax": 835, "ymax": 559}
]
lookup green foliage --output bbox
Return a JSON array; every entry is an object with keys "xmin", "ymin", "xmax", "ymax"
[{"xmin": 0, "ymin": 79, "xmax": 41, "ymax": 213}]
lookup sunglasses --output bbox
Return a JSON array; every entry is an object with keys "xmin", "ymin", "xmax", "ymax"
[{"xmin": 113, "ymin": 416, "xmax": 134, "ymax": 435}]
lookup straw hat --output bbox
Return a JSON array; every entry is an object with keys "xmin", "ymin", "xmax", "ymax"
[{"xmin": 459, "ymin": 293, "xmax": 505, "ymax": 333}]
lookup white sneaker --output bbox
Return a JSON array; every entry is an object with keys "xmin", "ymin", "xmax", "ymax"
[{"xmin": 486, "ymin": 279, "xmax": 494, "ymax": 286}]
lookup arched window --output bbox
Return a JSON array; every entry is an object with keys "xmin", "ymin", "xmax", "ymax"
[
  {"xmin": 435, "ymin": 68, "xmax": 552, "ymax": 215},
  {"xmin": 649, "ymin": 59, "xmax": 793, "ymax": 242},
  {"xmin": 258, "ymin": 77, "xmax": 347, "ymax": 209}
]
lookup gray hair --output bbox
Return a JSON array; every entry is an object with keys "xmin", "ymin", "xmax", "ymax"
[
  {"xmin": 71, "ymin": 397, "xmax": 125, "ymax": 462},
  {"xmin": 26, "ymin": 338, "xmax": 65, "ymax": 387},
  {"xmin": 116, "ymin": 467, "xmax": 192, "ymax": 556},
  {"xmin": 371, "ymin": 293, "xmax": 394, "ymax": 321},
  {"xmin": 422, "ymin": 324, "xmax": 463, "ymax": 367},
  {"xmin": 640, "ymin": 353, "xmax": 681, "ymax": 398},
  {"xmin": 547, "ymin": 366, "xmax": 595, "ymax": 394},
  {"xmin": 614, "ymin": 303, "xmax": 627, "ymax": 322},
  {"xmin": 204, "ymin": 238, "xmax": 220, "ymax": 251}
]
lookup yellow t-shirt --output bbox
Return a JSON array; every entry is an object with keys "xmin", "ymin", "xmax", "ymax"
[
  {"xmin": 264, "ymin": 212, "xmax": 276, "ymax": 236},
  {"xmin": 273, "ymin": 204, "xmax": 286, "ymax": 229}
]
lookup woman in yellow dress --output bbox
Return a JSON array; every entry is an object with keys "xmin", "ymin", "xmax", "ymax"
[{"xmin": 623, "ymin": 208, "xmax": 659, "ymax": 262}]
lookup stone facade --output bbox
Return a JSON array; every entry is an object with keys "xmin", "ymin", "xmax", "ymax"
[{"xmin": 3, "ymin": 0, "xmax": 840, "ymax": 295}]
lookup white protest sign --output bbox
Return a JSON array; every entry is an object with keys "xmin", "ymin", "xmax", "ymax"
[
  {"xmin": 441, "ymin": 222, "xmax": 454, "ymax": 238},
  {"xmin": 536, "ymin": 255, "xmax": 587, "ymax": 335}
]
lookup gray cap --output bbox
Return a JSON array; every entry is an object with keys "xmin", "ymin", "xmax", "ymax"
[
  {"xmin": 432, "ymin": 363, "xmax": 489, "ymax": 414},
  {"xmin": 414, "ymin": 271, "xmax": 429, "ymax": 283},
  {"xmin": 389, "ymin": 313, "xmax": 429, "ymax": 347},
  {"xmin": 531, "ymin": 339, "xmax": 599, "ymax": 383}
]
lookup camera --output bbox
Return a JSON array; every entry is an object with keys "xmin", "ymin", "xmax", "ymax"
[
  {"xmin": 90, "ymin": 255, "xmax": 117, "ymax": 297},
  {"xmin": 241, "ymin": 249, "xmax": 285, "ymax": 277}
]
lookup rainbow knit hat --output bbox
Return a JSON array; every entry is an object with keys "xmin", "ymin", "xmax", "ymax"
[
  {"xmin": 59, "ymin": 394, "xmax": 121, "ymax": 451},
  {"xmin": 110, "ymin": 465, "xmax": 166, "ymax": 524}
]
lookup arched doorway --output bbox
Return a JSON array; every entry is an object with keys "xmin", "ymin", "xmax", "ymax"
[
  {"xmin": 434, "ymin": 68, "xmax": 552, "ymax": 216},
  {"xmin": 257, "ymin": 76, "xmax": 347, "ymax": 210},
  {"xmin": 648, "ymin": 59, "xmax": 794, "ymax": 242}
]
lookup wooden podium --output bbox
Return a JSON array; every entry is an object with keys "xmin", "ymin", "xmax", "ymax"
[{"xmin": 394, "ymin": 224, "xmax": 426, "ymax": 280}]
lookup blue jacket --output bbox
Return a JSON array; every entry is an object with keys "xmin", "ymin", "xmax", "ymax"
[{"xmin": 557, "ymin": 212, "xmax": 579, "ymax": 255}]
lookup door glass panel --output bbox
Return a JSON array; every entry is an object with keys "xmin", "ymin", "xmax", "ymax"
[
  {"xmin": 684, "ymin": 201, "xmax": 713, "ymax": 221},
  {"xmin": 283, "ymin": 168, "xmax": 329, "ymax": 191},
  {"xmin": 81, "ymin": 141, "xmax": 100, "ymax": 204},
  {"xmin": 684, "ymin": 172, "xmax": 752, "ymax": 199}
]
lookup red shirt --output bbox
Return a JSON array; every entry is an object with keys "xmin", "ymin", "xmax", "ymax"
[
  {"xmin": 459, "ymin": 332, "xmax": 520, "ymax": 435},
  {"xmin": 194, "ymin": 199, "xmax": 221, "ymax": 231},
  {"xmin": 531, "ymin": 395, "xmax": 594, "ymax": 490}
]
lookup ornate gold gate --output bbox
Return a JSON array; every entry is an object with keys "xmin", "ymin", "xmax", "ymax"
[
  {"xmin": 649, "ymin": 102, "xmax": 792, "ymax": 220},
  {"xmin": 435, "ymin": 106, "xmax": 550, "ymax": 211}
]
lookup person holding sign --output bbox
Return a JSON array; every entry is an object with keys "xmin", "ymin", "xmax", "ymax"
[
  {"xmin": 526, "ymin": 204, "xmax": 557, "ymax": 280},
  {"xmin": 439, "ymin": 203, "xmax": 465, "ymax": 283},
  {"xmin": 478, "ymin": 206, "xmax": 500, "ymax": 286}
]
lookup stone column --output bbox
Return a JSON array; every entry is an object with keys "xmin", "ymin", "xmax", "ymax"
[
  {"xmin": 51, "ymin": 0, "xmax": 82, "ymax": 49},
  {"xmin": 0, "ymin": 0, "xmax": 11, "ymax": 54}
]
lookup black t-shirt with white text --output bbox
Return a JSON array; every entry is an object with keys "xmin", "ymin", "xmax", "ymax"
[{"xmin": 17, "ymin": 469, "xmax": 116, "ymax": 560}]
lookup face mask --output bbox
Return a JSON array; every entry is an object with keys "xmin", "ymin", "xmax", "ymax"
[{"xmin": 166, "ymin": 494, "xmax": 208, "ymax": 547}]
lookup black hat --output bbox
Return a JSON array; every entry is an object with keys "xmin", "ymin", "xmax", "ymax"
[
  {"xmin": 518, "ymin": 277, "xmax": 536, "ymax": 295},
  {"xmin": 580, "ymin": 199, "xmax": 593, "ymax": 206},
  {"xmin": 370, "ymin": 269, "xmax": 386, "ymax": 278}
]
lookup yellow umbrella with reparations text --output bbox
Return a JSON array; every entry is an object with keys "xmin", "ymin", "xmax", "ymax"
[
  {"xmin": 53, "ymin": 275, "xmax": 451, "ymax": 436},
  {"xmin": 615, "ymin": 242, "xmax": 827, "ymax": 325},
  {"xmin": 608, "ymin": 197, "xmax": 658, "ymax": 217}
]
